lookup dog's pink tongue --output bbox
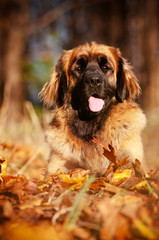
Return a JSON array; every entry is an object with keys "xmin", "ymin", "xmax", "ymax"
[{"xmin": 88, "ymin": 96, "xmax": 104, "ymax": 112}]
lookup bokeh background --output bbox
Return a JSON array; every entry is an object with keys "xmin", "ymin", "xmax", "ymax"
[{"xmin": 0, "ymin": 0, "xmax": 159, "ymax": 169}]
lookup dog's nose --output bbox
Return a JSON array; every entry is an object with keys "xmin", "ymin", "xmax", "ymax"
[{"xmin": 89, "ymin": 76, "xmax": 102, "ymax": 87}]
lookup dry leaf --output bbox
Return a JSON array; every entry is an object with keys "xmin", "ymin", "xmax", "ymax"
[
  {"xmin": 132, "ymin": 159, "xmax": 146, "ymax": 177},
  {"xmin": 0, "ymin": 141, "xmax": 159, "ymax": 240},
  {"xmin": 57, "ymin": 169, "xmax": 90, "ymax": 189},
  {"xmin": 92, "ymin": 137, "xmax": 117, "ymax": 164},
  {"xmin": 111, "ymin": 169, "xmax": 132, "ymax": 183},
  {"xmin": 0, "ymin": 156, "xmax": 7, "ymax": 182},
  {"xmin": 97, "ymin": 198, "xmax": 130, "ymax": 240},
  {"xmin": 116, "ymin": 156, "xmax": 130, "ymax": 169},
  {"xmin": 0, "ymin": 200, "xmax": 13, "ymax": 218},
  {"xmin": 58, "ymin": 174, "xmax": 88, "ymax": 184},
  {"xmin": 133, "ymin": 218, "xmax": 158, "ymax": 239},
  {"xmin": 3, "ymin": 221, "xmax": 72, "ymax": 240},
  {"xmin": 130, "ymin": 180, "xmax": 147, "ymax": 190}
]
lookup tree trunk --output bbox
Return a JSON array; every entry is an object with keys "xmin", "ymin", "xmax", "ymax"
[
  {"xmin": 0, "ymin": 0, "xmax": 28, "ymax": 123},
  {"xmin": 144, "ymin": 0, "xmax": 159, "ymax": 110}
]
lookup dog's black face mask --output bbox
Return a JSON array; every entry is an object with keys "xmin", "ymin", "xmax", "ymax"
[{"xmin": 71, "ymin": 55, "xmax": 116, "ymax": 121}]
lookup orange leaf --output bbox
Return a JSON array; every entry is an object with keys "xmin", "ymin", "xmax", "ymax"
[
  {"xmin": 104, "ymin": 144, "xmax": 117, "ymax": 164},
  {"xmin": 132, "ymin": 159, "xmax": 146, "ymax": 177},
  {"xmin": 92, "ymin": 137, "xmax": 117, "ymax": 164},
  {"xmin": 0, "ymin": 156, "xmax": 7, "ymax": 183}
]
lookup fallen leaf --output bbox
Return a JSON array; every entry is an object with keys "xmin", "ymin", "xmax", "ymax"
[
  {"xmin": 111, "ymin": 192, "xmax": 145, "ymax": 218},
  {"xmin": 132, "ymin": 159, "xmax": 146, "ymax": 177},
  {"xmin": 103, "ymin": 144, "xmax": 117, "ymax": 164},
  {"xmin": 0, "ymin": 200, "xmax": 13, "ymax": 218},
  {"xmin": 133, "ymin": 218, "xmax": 158, "ymax": 239},
  {"xmin": 38, "ymin": 183, "xmax": 50, "ymax": 191},
  {"xmin": 3, "ymin": 221, "xmax": 72, "ymax": 240},
  {"xmin": 130, "ymin": 180, "xmax": 147, "ymax": 190},
  {"xmin": 103, "ymin": 182, "xmax": 125, "ymax": 194},
  {"xmin": 58, "ymin": 174, "xmax": 88, "ymax": 184},
  {"xmin": 0, "ymin": 140, "xmax": 159, "ymax": 240},
  {"xmin": 0, "ymin": 156, "xmax": 7, "ymax": 182},
  {"xmin": 71, "ymin": 226, "xmax": 92, "ymax": 240},
  {"xmin": 97, "ymin": 198, "xmax": 130, "ymax": 240},
  {"xmin": 19, "ymin": 198, "xmax": 42, "ymax": 210},
  {"xmin": 92, "ymin": 138, "xmax": 117, "ymax": 164},
  {"xmin": 111, "ymin": 169, "xmax": 132, "ymax": 184},
  {"xmin": 57, "ymin": 169, "xmax": 90, "ymax": 189},
  {"xmin": 104, "ymin": 163, "xmax": 114, "ymax": 179},
  {"xmin": 116, "ymin": 156, "xmax": 130, "ymax": 170}
]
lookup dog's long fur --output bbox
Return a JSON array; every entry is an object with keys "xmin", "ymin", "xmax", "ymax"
[{"xmin": 40, "ymin": 42, "xmax": 146, "ymax": 175}]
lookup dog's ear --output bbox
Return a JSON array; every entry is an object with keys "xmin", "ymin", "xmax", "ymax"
[
  {"xmin": 115, "ymin": 56, "xmax": 141, "ymax": 102},
  {"xmin": 39, "ymin": 54, "xmax": 68, "ymax": 107}
]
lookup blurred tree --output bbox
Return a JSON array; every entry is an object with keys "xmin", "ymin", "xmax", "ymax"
[
  {"xmin": 0, "ymin": 0, "xmax": 28, "ymax": 122},
  {"xmin": 0, "ymin": 0, "xmax": 159, "ymax": 125},
  {"xmin": 0, "ymin": 0, "xmax": 79, "ymax": 122}
]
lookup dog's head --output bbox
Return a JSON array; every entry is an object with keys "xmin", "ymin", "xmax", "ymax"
[{"xmin": 39, "ymin": 42, "xmax": 140, "ymax": 120}]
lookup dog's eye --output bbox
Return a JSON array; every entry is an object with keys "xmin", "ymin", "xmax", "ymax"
[
  {"xmin": 76, "ymin": 66, "xmax": 82, "ymax": 71},
  {"xmin": 102, "ymin": 64, "xmax": 109, "ymax": 71},
  {"xmin": 101, "ymin": 64, "xmax": 111, "ymax": 73},
  {"xmin": 100, "ymin": 57, "xmax": 112, "ymax": 72},
  {"xmin": 75, "ymin": 65, "xmax": 84, "ymax": 73},
  {"xmin": 76, "ymin": 58, "xmax": 86, "ymax": 73}
]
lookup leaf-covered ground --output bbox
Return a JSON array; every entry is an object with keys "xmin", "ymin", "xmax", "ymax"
[{"xmin": 0, "ymin": 140, "xmax": 159, "ymax": 240}]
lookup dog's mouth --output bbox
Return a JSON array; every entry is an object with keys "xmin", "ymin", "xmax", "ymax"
[{"xmin": 88, "ymin": 94, "xmax": 105, "ymax": 112}]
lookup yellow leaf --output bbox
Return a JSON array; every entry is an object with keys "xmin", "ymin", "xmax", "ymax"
[
  {"xmin": 19, "ymin": 198, "xmax": 42, "ymax": 210},
  {"xmin": 130, "ymin": 180, "xmax": 146, "ymax": 190},
  {"xmin": 112, "ymin": 169, "xmax": 131, "ymax": 183},
  {"xmin": 58, "ymin": 173, "xmax": 89, "ymax": 184},
  {"xmin": 133, "ymin": 218, "xmax": 157, "ymax": 239},
  {"xmin": 38, "ymin": 183, "xmax": 50, "ymax": 191},
  {"xmin": 4, "ymin": 221, "xmax": 71, "ymax": 240},
  {"xmin": 140, "ymin": 208, "xmax": 152, "ymax": 226},
  {"xmin": 0, "ymin": 156, "xmax": 7, "ymax": 182}
]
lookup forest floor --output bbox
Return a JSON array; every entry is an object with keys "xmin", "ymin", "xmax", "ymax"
[{"xmin": 0, "ymin": 104, "xmax": 159, "ymax": 240}]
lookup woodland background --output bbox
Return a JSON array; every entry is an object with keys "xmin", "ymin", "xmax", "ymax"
[{"xmin": 0, "ymin": 0, "xmax": 159, "ymax": 169}]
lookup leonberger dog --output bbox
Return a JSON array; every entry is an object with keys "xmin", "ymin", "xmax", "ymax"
[{"xmin": 39, "ymin": 42, "xmax": 146, "ymax": 175}]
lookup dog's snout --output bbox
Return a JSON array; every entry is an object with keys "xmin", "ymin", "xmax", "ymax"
[
  {"xmin": 85, "ymin": 74, "xmax": 102, "ymax": 87},
  {"xmin": 84, "ymin": 62, "xmax": 104, "ymax": 87},
  {"xmin": 89, "ymin": 76, "xmax": 102, "ymax": 87}
]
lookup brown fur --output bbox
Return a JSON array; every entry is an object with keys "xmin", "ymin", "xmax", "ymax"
[{"xmin": 39, "ymin": 42, "xmax": 146, "ymax": 175}]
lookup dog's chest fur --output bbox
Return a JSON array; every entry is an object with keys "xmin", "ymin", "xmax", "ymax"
[{"xmin": 46, "ymin": 100, "xmax": 146, "ymax": 174}]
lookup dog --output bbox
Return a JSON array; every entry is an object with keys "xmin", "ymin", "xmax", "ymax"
[{"xmin": 39, "ymin": 42, "xmax": 146, "ymax": 175}]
